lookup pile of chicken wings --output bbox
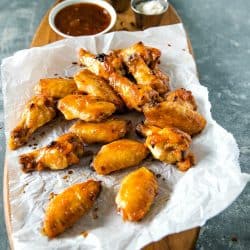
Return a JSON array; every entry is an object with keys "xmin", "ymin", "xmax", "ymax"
[{"xmin": 9, "ymin": 42, "xmax": 206, "ymax": 237}]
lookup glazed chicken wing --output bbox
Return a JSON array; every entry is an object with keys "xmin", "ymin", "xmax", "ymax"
[
  {"xmin": 136, "ymin": 124, "xmax": 195, "ymax": 171},
  {"xmin": 19, "ymin": 133, "xmax": 84, "ymax": 172},
  {"xmin": 116, "ymin": 167, "xmax": 158, "ymax": 221},
  {"xmin": 43, "ymin": 180, "xmax": 101, "ymax": 238},
  {"xmin": 58, "ymin": 94, "xmax": 116, "ymax": 122},
  {"xmin": 117, "ymin": 41, "xmax": 161, "ymax": 68},
  {"xmin": 9, "ymin": 95, "xmax": 56, "ymax": 150},
  {"xmin": 93, "ymin": 139, "xmax": 148, "ymax": 175},
  {"xmin": 69, "ymin": 119, "xmax": 131, "ymax": 144},
  {"xmin": 143, "ymin": 101, "xmax": 206, "ymax": 135},
  {"xmin": 164, "ymin": 88, "xmax": 197, "ymax": 110},
  {"xmin": 35, "ymin": 78, "xmax": 77, "ymax": 99},
  {"xmin": 109, "ymin": 72, "xmax": 159, "ymax": 111},
  {"xmin": 74, "ymin": 69, "xmax": 124, "ymax": 112}
]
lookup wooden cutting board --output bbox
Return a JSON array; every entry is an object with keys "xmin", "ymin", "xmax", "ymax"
[{"xmin": 5, "ymin": 1, "xmax": 200, "ymax": 249}]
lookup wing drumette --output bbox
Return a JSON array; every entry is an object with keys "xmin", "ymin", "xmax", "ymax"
[
  {"xmin": 116, "ymin": 167, "xmax": 158, "ymax": 221},
  {"xmin": 69, "ymin": 119, "xmax": 131, "ymax": 144},
  {"xmin": 43, "ymin": 180, "xmax": 101, "ymax": 238},
  {"xmin": 58, "ymin": 94, "xmax": 116, "ymax": 122}
]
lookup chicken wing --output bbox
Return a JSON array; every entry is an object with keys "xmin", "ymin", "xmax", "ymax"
[
  {"xmin": 43, "ymin": 180, "xmax": 101, "ymax": 238},
  {"xmin": 92, "ymin": 139, "xmax": 148, "ymax": 175},
  {"xmin": 35, "ymin": 78, "xmax": 77, "ymax": 99},
  {"xmin": 164, "ymin": 88, "xmax": 197, "ymax": 110},
  {"xmin": 117, "ymin": 41, "xmax": 161, "ymax": 68},
  {"xmin": 136, "ymin": 124, "xmax": 195, "ymax": 170},
  {"xmin": 57, "ymin": 94, "xmax": 116, "ymax": 122},
  {"xmin": 108, "ymin": 72, "xmax": 159, "ymax": 111},
  {"xmin": 122, "ymin": 55, "xmax": 169, "ymax": 94},
  {"xmin": 74, "ymin": 69, "xmax": 124, "ymax": 112},
  {"xmin": 143, "ymin": 101, "xmax": 206, "ymax": 135},
  {"xmin": 9, "ymin": 95, "xmax": 56, "ymax": 150},
  {"xmin": 19, "ymin": 133, "xmax": 84, "ymax": 172},
  {"xmin": 115, "ymin": 167, "xmax": 158, "ymax": 221},
  {"xmin": 69, "ymin": 119, "xmax": 131, "ymax": 144}
]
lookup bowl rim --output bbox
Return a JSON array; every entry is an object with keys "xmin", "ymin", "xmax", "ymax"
[{"xmin": 49, "ymin": 0, "xmax": 117, "ymax": 38}]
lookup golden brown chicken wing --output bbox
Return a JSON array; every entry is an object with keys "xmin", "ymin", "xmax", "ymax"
[
  {"xmin": 136, "ymin": 124, "xmax": 194, "ymax": 170},
  {"xmin": 74, "ymin": 69, "xmax": 124, "ymax": 112},
  {"xmin": 9, "ymin": 95, "xmax": 56, "ymax": 150},
  {"xmin": 120, "ymin": 53, "xmax": 169, "ymax": 95},
  {"xmin": 43, "ymin": 180, "xmax": 101, "ymax": 238},
  {"xmin": 35, "ymin": 78, "xmax": 77, "ymax": 99},
  {"xmin": 117, "ymin": 41, "xmax": 161, "ymax": 68},
  {"xmin": 108, "ymin": 72, "xmax": 159, "ymax": 111},
  {"xmin": 19, "ymin": 133, "xmax": 84, "ymax": 172},
  {"xmin": 69, "ymin": 119, "xmax": 131, "ymax": 144},
  {"xmin": 143, "ymin": 101, "xmax": 206, "ymax": 135},
  {"xmin": 115, "ymin": 167, "xmax": 158, "ymax": 221},
  {"xmin": 57, "ymin": 94, "xmax": 116, "ymax": 122},
  {"xmin": 164, "ymin": 88, "xmax": 197, "ymax": 110},
  {"xmin": 92, "ymin": 139, "xmax": 148, "ymax": 175}
]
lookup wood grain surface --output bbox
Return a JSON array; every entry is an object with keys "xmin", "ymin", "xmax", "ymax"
[{"xmin": 5, "ymin": 1, "xmax": 199, "ymax": 249}]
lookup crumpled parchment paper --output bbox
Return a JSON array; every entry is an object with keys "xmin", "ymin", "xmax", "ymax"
[{"xmin": 1, "ymin": 24, "xmax": 249, "ymax": 250}]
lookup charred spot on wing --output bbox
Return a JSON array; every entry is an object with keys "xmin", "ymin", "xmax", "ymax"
[
  {"xmin": 47, "ymin": 141, "xmax": 57, "ymax": 148},
  {"xmin": 95, "ymin": 53, "xmax": 107, "ymax": 62}
]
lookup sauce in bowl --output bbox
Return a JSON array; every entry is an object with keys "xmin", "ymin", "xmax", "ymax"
[{"xmin": 54, "ymin": 3, "xmax": 111, "ymax": 36}]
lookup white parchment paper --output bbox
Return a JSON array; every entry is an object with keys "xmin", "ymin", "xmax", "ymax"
[{"xmin": 1, "ymin": 24, "xmax": 249, "ymax": 250}]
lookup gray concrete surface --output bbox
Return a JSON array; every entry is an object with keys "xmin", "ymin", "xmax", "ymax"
[{"xmin": 0, "ymin": 0, "xmax": 249, "ymax": 249}]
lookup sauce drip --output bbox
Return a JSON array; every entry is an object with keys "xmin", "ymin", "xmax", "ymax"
[{"xmin": 55, "ymin": 3, "xmax": 111, "ymax": 36}]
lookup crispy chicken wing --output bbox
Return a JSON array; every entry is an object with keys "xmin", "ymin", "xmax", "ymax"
[
  {"xmin": 122, "ymin": 55, "xmax": 169, "ymax": 94},
  {"xmin": 69, "ymin": 119, "xmax": 131, "ymax": 144},
  {"xmin": 19, "ymin": 133, "xmax": 84, "ymax": 172},
  {"xmin": 117, "ymin": 41, "xmax": 161, "ymax": 68},
  {"xmin": 164, "ymin": 88, "xmax": 197, "ymax": 110},
  {"xmin": 136, "ymin": 124, "xmax": 195, "ymax": 170},
  {"xmin": 57, "ymin": 94, "xmax": 116, "ymax": 122},
  {"xmin": 93, "ymin": 139, "xmax": 148, "ymax": 175},
  {"xmin": 35, "ymin": 78, "xmax": 77, "ymax": 99},
  {"xmin": 116, "ymin": 167, "xmax": 158, "ymax": 221},
  {"xmin": 109, "ymin": 72, "xmax": 159, "ymax": 111},
  {"xmin": 9, "ymin": 95, "xmax": 56, "ymax": 150},
  {"xmin": 43, "ymin": 180, "xmax": 101, "ymax": 238},
  {"xmin": 74, "ymin": 69, "xmax": 124, "ymax": 112},
  {"xmin": 143, "ymin": 101, "xmax": 206, "ymax": 135}
]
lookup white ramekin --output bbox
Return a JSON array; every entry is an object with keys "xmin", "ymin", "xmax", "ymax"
[{"xmin": 49, "ymin": 0, "xmax": 117, "ymax": 38}]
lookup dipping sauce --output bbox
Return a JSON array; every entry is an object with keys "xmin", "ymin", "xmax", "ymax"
[
  {"xmin": 136, "ymin": 0, "xmax": 165, "ymax": 15},
  {"xmin": 54, "ymin": 3, "xmax": 111, "ymax": 36}
]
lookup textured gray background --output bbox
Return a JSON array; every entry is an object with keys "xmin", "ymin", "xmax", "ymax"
[{"xmin": 0, "ymin": 0, "xmax": 249, "ymax": 249}]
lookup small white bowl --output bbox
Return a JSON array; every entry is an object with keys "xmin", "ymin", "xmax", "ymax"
[{"xmin": 49, "ymin": 0, "xmax": 117, "ymax": 38}]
